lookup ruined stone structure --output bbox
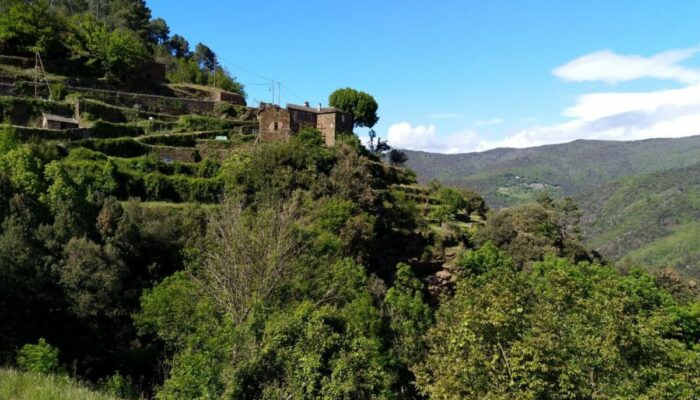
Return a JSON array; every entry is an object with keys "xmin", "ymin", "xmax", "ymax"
[
  {"xmin": 42, "ymin": 113, "xmax": 80, "ymax": 129},
  {"xmin": 257, "ymin": 102, "xmax": 353, "ymax": 146}
]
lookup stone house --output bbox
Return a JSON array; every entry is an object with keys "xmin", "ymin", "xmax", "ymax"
[
  {"xmin": 42, "ymin": 113, "xmax": 80, "ymax": 130},
  {"xmin": 257, "ymin": 102, "xmax": 353, "ymax": 146}
]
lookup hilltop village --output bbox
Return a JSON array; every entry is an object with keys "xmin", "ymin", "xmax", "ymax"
[{"xmin": 1, "ymin": 57, "xmax": 353, "ymax": 163}]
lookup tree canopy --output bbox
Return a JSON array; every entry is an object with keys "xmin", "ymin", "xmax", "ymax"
[{"xmin": 329, "ymin": 87, "xmax": 380, "ymax": 128}]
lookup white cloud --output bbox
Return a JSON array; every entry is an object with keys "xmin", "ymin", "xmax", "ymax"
[
  {"xmin": 563, "ymin": 84, "xmax": 700, "ymax": 121},
  {"xmin": 475, "ymin": 118, "xmax": 504, "ymax": 126},
  {"xmin": 552, "ymin": 47, "xmax": 700, "ymax": 84},
  {"xmin": 388, "ymin": 86, "xmax": 700, "ymax": 153},
  {"xmin": 386, "ymin": 122, "xmax": 478, "ymax": 154},
  {"xmin": 475, "ymin": 102, "xmax": 700, "ymax": 151},
  {"xmin": 387, "ymin": 46, "xmax": 700, "ymax": 154}
]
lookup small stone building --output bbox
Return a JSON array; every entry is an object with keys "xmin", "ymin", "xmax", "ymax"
[
  {"xmin": 257, "ymin": 102, "xmax": 353, "ymax": 146},
  {"xmin": 42, "ymin": 113, "xmax": 80, "ymax": 130},
  {"xmin": 210, "ymin": 89, "xmax": 246, "ymax": 105}
]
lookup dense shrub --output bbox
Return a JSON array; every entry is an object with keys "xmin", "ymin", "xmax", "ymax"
[
  {"xmin": 175, "ymin": 115, "xmax": 237, "ymax": 132},
  {"xmin": 89, "ymin": 121, "xmax": 144, "ymax": 138},
  {"xmin": 16, "ymin": 339, "xmax": 64, "ymax": 375},
  {"xmin": 69, "ymin": 138, "xmax": 148, "ymax": 158}
]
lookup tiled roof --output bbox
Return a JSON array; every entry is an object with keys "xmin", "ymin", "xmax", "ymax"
[{"xmin": 286, "ymin": 103, "xmax": 350, "ymax": 115}]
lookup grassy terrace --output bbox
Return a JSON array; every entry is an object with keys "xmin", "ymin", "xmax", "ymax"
[{"xmin": 0, "ymin": 60, "xmax": 260, "ymax": 206}]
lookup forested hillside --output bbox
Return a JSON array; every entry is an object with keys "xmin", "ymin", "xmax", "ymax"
[
  {"xmin": 405, "ymin": 136, "xmax": 700, "ymax": 208},
  {"xmin": 579, "ymin": 161, "xmax": 700, "ymax": 279},
  {"xmin": 0, "ymin": 1, "xmax": 699, "ymax": 399}
]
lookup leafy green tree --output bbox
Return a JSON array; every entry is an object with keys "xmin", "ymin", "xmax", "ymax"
[
  {"xmin": 475, "ymin": 201, "xmax": 594, "ymax": 267},
  {"xmin": 455, "ymin": 241, "xmax": 514, "ymax": 276},
  {"xmin": 167, "ymin": 34, "xmax": 190, "ymax": 58},
  {"xmin": 16, "ymin": 338, "xmax": 64, "ymax": 375},
  {"xmin": 0, "ymin": 1, "xmax": 69, "ymax": 57},
  {"xmin": 0, "ymin": 146, "xmax": 44, "ymax": 197},
  {"xmin": 193, "ymin": 42, "xmax": 217, "ymax": 71},
  {"xmin": 329, "ymin": 87, "xmax": 379, "ymax": 128},
  {"xmin": 388, "ymin": 149, "xmax": 408, "ymax": 166},
  {"xmin": 384, "ymin": 263, "xmax": 432, "ymax": 395},
  {"xmin": 147, "ymin": 17, "xmax": 169, "ymax": 45},
  {"xmin": 68, "ymin": 13, "xmax": 150, "ymax": 83},
  {"xmin": 60, "ymin": 237, "xmax": 125, "ymax": 318},
  {"xmin": 414, "ymin": 253, "xmax": 700, "ymax": 399},
  {"xmin": 0, "ymin": 125, "xmax": 19, "ymax": 154}
]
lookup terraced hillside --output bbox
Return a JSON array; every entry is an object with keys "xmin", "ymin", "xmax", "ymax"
[{"xmin": 1, "ymin": 74, "xmax": 259, "ymax": 207}]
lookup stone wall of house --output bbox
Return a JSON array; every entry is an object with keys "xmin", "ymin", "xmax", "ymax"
[
  {"xmin": 258, "ymin": 105, "xmax": 292, "ymax": 142},
  {"xmin": 317, "ymin": 112, "xmax": 353, "ymax": 146},
  {"xmin": 290, "ymin": 108, "xmax": 317, "ymax": 133},
  {"xmin": 336, "ymin": 112, "xmax": 354, "ymax": 134},
  {"xmin": 316, "ymin": 113, "xmax": 337, "ymax": 146}
]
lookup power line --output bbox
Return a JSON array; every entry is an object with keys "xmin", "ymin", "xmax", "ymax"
[
  {"xmin": 217, "ymin": 55, "xmax": 274, "ymax": 83},
  {"xmin": 280, "ymin": 83, "xmax": 306, "ymax": 103}
]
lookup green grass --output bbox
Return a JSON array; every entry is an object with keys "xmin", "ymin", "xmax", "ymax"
[{"xmin": 0, "ymin": 369, "xmax": 120, "ymax": 400}]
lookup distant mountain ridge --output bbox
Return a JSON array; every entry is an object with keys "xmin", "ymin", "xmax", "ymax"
[{"xmin": 405, "ymin": 135, "xmax": 700, "ymax": 208}]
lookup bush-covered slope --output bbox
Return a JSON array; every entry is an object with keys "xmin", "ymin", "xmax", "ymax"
[
  {"xmin": 578, "ymin": 161, "xmax": 700, "ymax": 278},
  {"xmin": 0, "ymin": 369, "xmax": 120, "ymax": 400},
  {"xmin": 405, "ymin": 136, "xmax": 700, "ymax": 208}
]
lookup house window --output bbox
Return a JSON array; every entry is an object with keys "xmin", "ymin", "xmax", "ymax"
[{"xmin": 274, "ymin": 122, "xmax": 278, "ymax": 130}]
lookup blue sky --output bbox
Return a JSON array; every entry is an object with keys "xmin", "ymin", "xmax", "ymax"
[{"xmin": 149, "ymin": 0, "xmax": 700, "ymax": 153}]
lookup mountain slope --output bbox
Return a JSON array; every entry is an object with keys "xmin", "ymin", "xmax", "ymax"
[
  {"xmin": 405, "ymin": 136, "xmax": 700, "ymax": 208},
  {"xmin": 578, "ymin": 161, "xmax": 700, "ymax": 278}
]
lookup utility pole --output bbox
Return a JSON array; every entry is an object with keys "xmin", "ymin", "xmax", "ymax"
[
  {"xmin": 271, "ymin": 79, "xmax": 275, "ymax": 104},
  {"xmin": 277, "ymin": 81, "xmax": 281, "ymax": 105},
  {"xmin": 34, "ymin": 52, "xmax": 52, "ymax": 100},
  {"xmin": 34, "ymin": 53, "xmax": 38, "ymax": 100}
]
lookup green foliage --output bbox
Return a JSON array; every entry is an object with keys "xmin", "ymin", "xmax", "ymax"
[
  {"xmin": 384, "ymin": 263, "xmax": 432, "ymax": 395},
  {"xmin": 414, "ymin": 257, "xmax": 700, "ymax": 399},
  {"xmin": 0, "ymin": 124, "xmax": 19, "ymax": 154},
  {"xmin": 174, "ymin": 114, "xmax": 238, "ymax": 132},
  {"xmin": 580, "ymin": 161, "xmax": 700, "ymax": 279},
  {"xmin": 0, "ymin": 1, "xmax": 68, "ymax": 57},
  {"xmin": 100, "ymin": 372, "xmax": 137, "ymax": 399},
  {"xmin": 0, "ymin": 368, "xmax": 120, "ymax": 400},
  {"xmin": 329, "ymin": 87, "xmax": 379, "ymax": 128},
  {"xmin": 456, "ymin": 241, "xmax": 514, "ymax": 276},
  {"xmin": 387, "ymin": 148, "xmax": 407, "ymax": 166},
  {"xmin": 69, "ymin": 138, "xmax": 148, "ymax": 158},
  {"xmin": 0, "ymin": 146, "xmax": 45, "ymax": 196},
  {"xmin": 16, "ymin": 339, "xmax": 64, "ymax": 375},
  {"xmin": 49, "ymin": 82, "xmax": 67, "ymax": 101},
  {"xmin": 60, "ymin": 237, "xmax": 125, "ymax": 318},
  {"xmin": 89, "ymin": 120, "xmax": 144, "ymax": 138},
  {"xmin": 475, "ymin": 199, "xmax": 594, "ymax": 266},
  {"xmin": 67, "ymin": 13, "xmax": 150, "ymax": 83},
  {"xmin": 165, "ymin": 58, "xmax": 245, "ymax": 95}
]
